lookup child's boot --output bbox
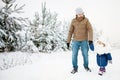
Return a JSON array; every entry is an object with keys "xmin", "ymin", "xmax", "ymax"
[{"xmin": 98, "ymin": 68, "xmax": 104, "ymax": 76}]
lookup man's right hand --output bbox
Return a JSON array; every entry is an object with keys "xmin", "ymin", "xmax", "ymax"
[{"xmin": 67, "ymin": 43, "xmax": 70, "ymax": 49}]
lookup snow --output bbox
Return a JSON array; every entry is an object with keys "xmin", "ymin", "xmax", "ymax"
[
  {"xmin": 0, "ymin": 49, "xmax": 120, "ymax": 80},
  {"xmin": 0, "ymin": 1, "xmax": 120, "ymax": 79}
]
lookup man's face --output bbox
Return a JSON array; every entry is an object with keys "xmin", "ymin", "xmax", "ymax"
[{"xmin": 77, "ymin": 13, "xmax": 84, "ymax": 18}]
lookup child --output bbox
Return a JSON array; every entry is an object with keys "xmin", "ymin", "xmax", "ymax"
[{"xmin": 95, "ymin": 36, "xmax": 112, "ymax": 76}]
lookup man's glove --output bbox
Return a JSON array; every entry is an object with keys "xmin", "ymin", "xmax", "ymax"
[
  {"xmin": 67, "ymin": 43, "xmax": 70, "ymax": 49},
  {"xmin": 89, "ymin": 41, "xmax": 94, "ymax": 51}
]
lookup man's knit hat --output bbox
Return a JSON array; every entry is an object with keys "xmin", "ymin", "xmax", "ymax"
[{"xmin": 75, "ymin": 7, "xmax": 84, "ymax": 15}]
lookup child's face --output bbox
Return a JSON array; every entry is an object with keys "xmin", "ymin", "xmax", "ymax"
[{"xmin": 97, "ymin": 41, "xmax": 105, "ymax": 47}]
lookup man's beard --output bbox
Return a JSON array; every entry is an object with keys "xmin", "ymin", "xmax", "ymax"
[{"xmin": 77, "ymin": 16, "xmax": 84, "ymax": 21}]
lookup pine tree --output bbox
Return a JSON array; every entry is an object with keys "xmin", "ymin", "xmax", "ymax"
[
  {"xmin": 0, "ymin": 0, "xmax": 27, "ymax": 52},
  {"xmin": 29, "ymin": 2, "xmax": 69, "ymax": 53}
]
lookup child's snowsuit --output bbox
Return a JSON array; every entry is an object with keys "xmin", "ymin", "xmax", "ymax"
[{"xmin": 97, "ymin": 53, "xmax": 112, "ymax": 67}]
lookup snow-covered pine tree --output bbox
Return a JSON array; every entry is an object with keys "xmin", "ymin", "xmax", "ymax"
[
  {"xmin": 58, "ymin": 21, "xmax": 70, "ymax": 51},
  {"xmin": 0, "ymin": 0, "xmax": 28, "ymax": 52},
  {"xmin": 29, "ymin": 12, "xmax": 41, "ymax": 47},
  {"xmin": 38, "ymin": 2, "xmax": 58, "ymax": 52},
  {"xmin": 20, "ymin": 12, "xmax": 40, "ymax": 53},
  {"xmin": 30, "ymin": 2, "xmax": 69, "ymax": 53}
]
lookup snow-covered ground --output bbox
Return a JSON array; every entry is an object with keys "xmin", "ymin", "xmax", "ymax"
[{"xmin": 0, "ymin": 49, "xmax": 120, "ymax": 80}]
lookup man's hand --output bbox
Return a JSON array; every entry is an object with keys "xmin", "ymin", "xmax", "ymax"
[
  {"xmin": 89, "ymin": 41, "xmax": 93, "ymax": 45},
  {"xmin": 67, "ymin": 43, "xmax": 70, "ymax": 49},
  {"xmin": 89, "ymin": 41, "xmax": 94, "ymax": 51}
]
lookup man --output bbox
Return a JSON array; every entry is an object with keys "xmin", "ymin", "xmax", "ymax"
[{"xmin": 67, "ymin": 7, "xmax": 94, "ymax": 74}]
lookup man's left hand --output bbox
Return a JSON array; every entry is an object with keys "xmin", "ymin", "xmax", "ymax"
[{"xmin": 89, "ymin": 41, "xmax": 94, "ymax": 51}]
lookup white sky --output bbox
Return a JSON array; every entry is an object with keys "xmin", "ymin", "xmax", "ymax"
[{"xmin": 0, "ymin": 0, "xmax": 120, "ymax": 42}]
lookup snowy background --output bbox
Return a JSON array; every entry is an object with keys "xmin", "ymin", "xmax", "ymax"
[{"xmin": 0, "ymin": 0, "xmax": 120, "ymax": 80}]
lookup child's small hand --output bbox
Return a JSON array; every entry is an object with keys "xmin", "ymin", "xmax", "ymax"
[{"xmin": 108, "ymin": 60, "xmax": 112, "ymax": 64}]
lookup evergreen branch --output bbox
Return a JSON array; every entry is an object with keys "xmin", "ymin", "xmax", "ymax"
[
  {"xmin": 6, "ymin": 4, "xmax": 13, "ymax": 10},
  {"xmin": 13, "ymin": 4, "xmax": 25, "ymax": 13},
  {"xmin": 2, "ymin": 0, "xmax": 16, "ymax": 4}
]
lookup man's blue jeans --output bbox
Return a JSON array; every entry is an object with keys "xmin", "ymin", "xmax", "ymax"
[{"xmin": 72, "ymin": 40, "xmax": 89, "ymax": 70}]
